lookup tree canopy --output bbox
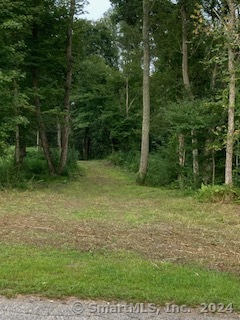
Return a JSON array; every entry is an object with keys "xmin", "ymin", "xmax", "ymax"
[{"xmin": 0, "ymin": 0, "xmax": 240, "ymax": 189}]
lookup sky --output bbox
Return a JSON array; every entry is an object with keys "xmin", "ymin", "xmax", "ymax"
[{"xmin": 84, "ymin": 0, "xmax": 111, "ymax": 21}]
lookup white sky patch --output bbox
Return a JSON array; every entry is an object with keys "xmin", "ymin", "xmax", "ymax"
[{"xmin": 84, "ymin": 0, "xmax": 111, "ymax": 21}]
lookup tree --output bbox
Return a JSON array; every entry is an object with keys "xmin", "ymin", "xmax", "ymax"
[
  {"xmin": 225, "ymin": 0, "xmax": 237, "ymax": 185},
  {"xmin": 58, "ymin": 0, "xmax": 76, "ymax": 174},
  {"xmin": 72, "ymin": 18, "xmax": 141, "ymax": 159},
  {"xmin": 25, "ymin": 0, "xmax": 86, "ymax": 175},
  {"xmin": 197, "ymin": 0, "xmax": 239, "ymax": 185},
  {"xmin": 138, "ymin": 0, "xmax": 150, "ymax": 182},
  {"xmin": 180, "ymin": 1, "xmax": 199, "ymax": 185},
  {"xmin": 28, "ymin": 0, "xmax": 62, "ymax": 175},
  {"xmin": 0, "ymin": 0, "xmax": 31, "ymax": 160}
]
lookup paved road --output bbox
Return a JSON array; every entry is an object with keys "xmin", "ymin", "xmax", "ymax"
[{"xmin": 0, "ymin": 297, "xmax": 239, "ymax": 320}]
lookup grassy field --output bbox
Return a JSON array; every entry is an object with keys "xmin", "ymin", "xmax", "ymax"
[{"xmin": 0, "ymin": 160, "xmax": 240, "ymax": 308}]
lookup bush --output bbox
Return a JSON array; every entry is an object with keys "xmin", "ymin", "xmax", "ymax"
[
  {"xmin": 0, "ymin": 147, "xmax": 79, "ymax": 189},
  {"xmin": 108, "ymin": 151, "xmax": 140, "ymax": 172},
  {"xmin": 108, "ymin": 151, "xmax": 125, "ymax": 166},
  {"xmin": 197, "ymin": 184, "xmax": 240, "ymax": 203},
  {"xmin": 108, "ymin": 151, "xmax": 178, "ymax": 187},
  {"xmin": 233, "ymin": 167, "xmax": 240, "ymax": 187},
  {"xmin": 0, "ymin": 157, "xmax": 26, "ymax": 189},
  {"xmin": 144, "ymin": 154, "xmax": 178, "ymax": 187},
  {"xmin": 22, "ymin": 148, "xmax": 48, "ymax": 178},
  {"xmin": 22, "ymin": 147, "xmax": 79, "ymax": 177}
]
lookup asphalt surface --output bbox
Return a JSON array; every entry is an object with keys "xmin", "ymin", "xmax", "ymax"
[{"xmin": 0, "ymin": 297, "xmax": 239, "ymax": 320}]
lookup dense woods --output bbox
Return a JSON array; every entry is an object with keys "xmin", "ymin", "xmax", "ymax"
[{"xmin": 0, "ymin": 0, "xmax": 240, "ymax": 190}]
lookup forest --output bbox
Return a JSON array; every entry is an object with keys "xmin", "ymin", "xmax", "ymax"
[{"xmin": 0, "ymin": 0, "xmax": 240, "ymax": 192}]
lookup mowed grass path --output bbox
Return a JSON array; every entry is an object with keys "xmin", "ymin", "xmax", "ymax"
[{"xmin": 0, "ymin": 160, "xmax": 240, "ymax": 307}]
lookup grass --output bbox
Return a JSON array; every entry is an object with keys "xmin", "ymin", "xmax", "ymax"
[
  {"xmin": 0, "ymin": 160, "xmax": 240, "ymax": 308},
  {"xmin": 0, "ymin": 244, "xmax": 240, "ymax": 308}
]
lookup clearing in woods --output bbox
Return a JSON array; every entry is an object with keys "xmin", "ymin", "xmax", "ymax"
[{"xmin": 0, "ymin": 160, "xmax": 239, "ymax": 306}]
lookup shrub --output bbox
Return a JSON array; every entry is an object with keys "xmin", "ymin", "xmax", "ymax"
[
  {"xmin": 0, "ymin": 147, "xmax": 79, "ymax": 189},
  {"xmin": 108, "ymin": 151, "xmax": 178, "ymax": 187},
  {"xmin": 52, "ymin": 147, "xmax": 79, "ymax": 177},
  {"xmin": 144, "ymin": 154, "xmax": 178, "ymax": 187},
  {"xmin": 0, "ymin": 157, "xmax": 26, "ymax": 189},
  {"xmin": 108, "ymin": 151, "xmax": 139, "ymax": 172},
  {"xmin": 22, "ymin": 149, "xmax": 48, "ymax": 178},
  {"xmin": 23, "ymin": 147, "xmax": 79, "ymax": 178},
  {"xmin": 197, "ymin": 184, "xmax": 240, "ymax": 203},
  {"xmin": 108, "ymin": 151, "xmax": 125, "ymax": 166}
]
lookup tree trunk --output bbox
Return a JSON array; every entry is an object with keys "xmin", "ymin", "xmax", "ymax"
[
  {"xmin": 178, "ymin": 134, "xmax": 185, "ymax": 168},
  {"xmin": 212, "ymin": 150, "xmax": 215, "ymax": 186},
  {"xmin": 31, "ymin": 23, "xmax": 55, "ymax": 175},
  {"xmin": 181, "ymin": 5, "xmax": 192, "ymax": 97},
  {"xmin": 191, "ymin": 129, "xmax": 199, "ymax": 179},
  {"xmin": 83, "ymin": 127, "xmax": 90, "ymax": 160},
  {"xmin": 126, "ymin": 76, "xmax": 129, "ymax": 117},
  {"xmin": 181, "ymin": 4, "xmax": 199, "ymax": 183},
  {"xmin": 13, "ymin": 79, "xmax": 21, "ymax": 166},
  {"xmin": 58, "ymin": 0, "xmax": 75, "ymax": 174},
  {"xmin": 33, "ymin": 69, "xmax": 55, "ymax": 176},
  {"xmin": 57, "ymin": 122, "xmax": 62, "ymax": 151},
  {"xmin": 13, "ymin": 79, "xmax": 26, "ymax": 165},
  {"xmin": 36, "ymin": 130, "xmax": 41, "ymax": 152},
  {"xmin": 236, "ymin": 139, "xmax": 239, "ymax": 169},
  {"xmin": 225, "ymin": 0, "xmax": 236, "ymax": 186},
  {"xmin": 15, "ymin": 124, "xmax": 21, "ymax": 166},
  {"xmin": 138, "ymin": 0, "xmax": 150, "ymax": 183},
  {"xmin": 178, "ymin": 133, "xmax": 185, "ymax": 187}
]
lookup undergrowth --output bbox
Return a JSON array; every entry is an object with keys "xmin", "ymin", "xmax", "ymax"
[
  {"xmin": 108, "ymin": 151, "xmax": 178, "ymax": 187},
  {"xmin": 0, "ymin": 147, "xmax": 79, "ymax": 189},
  {"xmin": 108, "ymin": 152, "xmax": 240, "ymax": 203},
  {"xmin": 197, "ymin": 184, "xmax": 240, "ymax": 203}
]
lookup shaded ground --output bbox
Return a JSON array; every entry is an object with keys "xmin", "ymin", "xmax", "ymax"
[{"xmin": 0, "ymin": 160, "xmax": 240, "ymax": 274}]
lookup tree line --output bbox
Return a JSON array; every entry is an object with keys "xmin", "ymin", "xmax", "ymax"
[{"xmin": 0, "ymin": 0, "xmax": 239, "ymax": 188}]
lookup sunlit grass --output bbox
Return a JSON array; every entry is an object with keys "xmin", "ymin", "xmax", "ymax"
[
  {"xmin": 0, "ymin": 244, "xmax": 239, "ymax": 309},
  {"xmin": 0, "ymin": 160, "xmax": 239, "ymax": 305}
]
